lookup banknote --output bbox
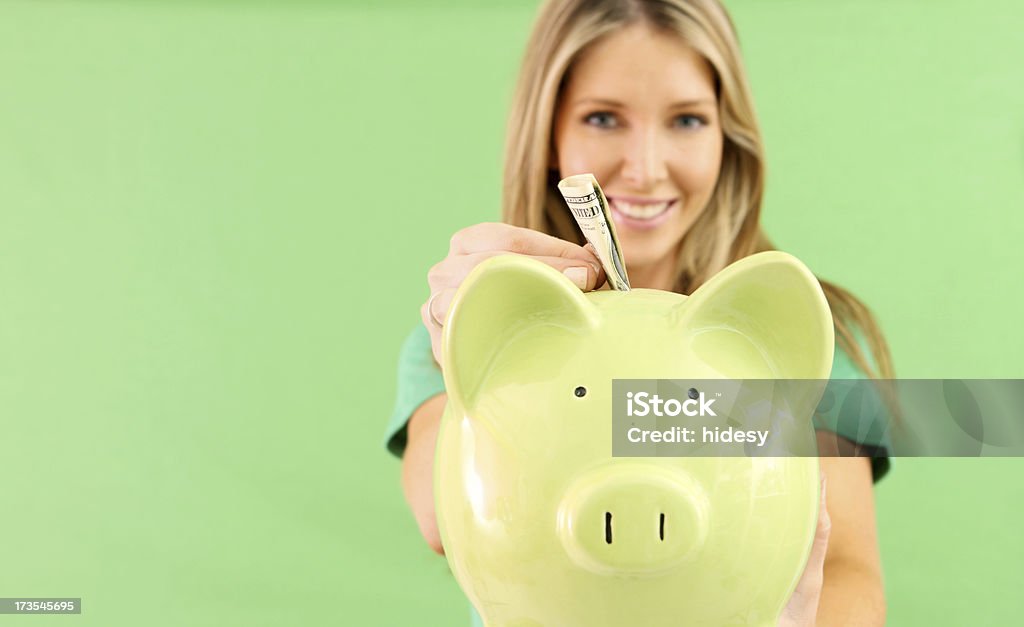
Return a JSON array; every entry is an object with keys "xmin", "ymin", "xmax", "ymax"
[{"xmin": 557, "ymin": 173, "xmax": 631, "ymax": 291}]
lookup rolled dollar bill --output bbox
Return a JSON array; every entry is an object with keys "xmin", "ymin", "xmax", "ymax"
[{"xmin": 557, "ymin": 173, "xmax": 631, "ymax": 291}]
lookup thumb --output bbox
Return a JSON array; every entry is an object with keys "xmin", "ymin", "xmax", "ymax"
[
  {"xmin": 778, "ymin": 474, "xmax": 831, "ymax": 627},
  {"xmin": 581, "ymin": 243, "xmax": 607, "ymax": 289},
  {"xmin": 811, "ymin": 474, "xmax": 832, "ymax": 563}
]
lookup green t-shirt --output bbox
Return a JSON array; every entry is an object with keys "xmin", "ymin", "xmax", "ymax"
[
  {"xmin": 383, "ymin": 322, "xmax": 446, "ymax": 459},
  {"xmin": 383, "ymin": 322, "xmax": 891, "ymax": 480}
]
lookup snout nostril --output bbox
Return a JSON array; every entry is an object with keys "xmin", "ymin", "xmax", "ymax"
[
  {"xmin": 605, "ymin": 512, "xmax": 613, "ymax": 544},
  {"xmin": 659, "ymin": 513, "xmax": 665, "ymax": 541}
]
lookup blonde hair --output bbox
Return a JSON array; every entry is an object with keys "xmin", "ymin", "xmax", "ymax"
[{"xmin": 502, "ymin": 0, "xmax": 894, "ymax": 380}]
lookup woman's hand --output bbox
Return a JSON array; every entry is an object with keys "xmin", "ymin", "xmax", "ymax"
[
  {"xmin": 778, "ymin": 474, "xmax": 831, "ymax": 627},
  {"xmin": 422, "ymin": 222, "xmax": 604, "ymax": 366}
]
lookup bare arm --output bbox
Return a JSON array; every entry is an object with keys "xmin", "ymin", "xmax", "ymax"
[
  {"xmin": 401, "ymin": 393, "xmax": 448, "ymax": 555},
  {"xmin": 816, "ymin": 455, "xmax": 886, "ymax": 625}
]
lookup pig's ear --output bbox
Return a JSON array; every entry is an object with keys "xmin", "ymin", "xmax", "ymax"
[
  {"xmin": 678, "ymin": 251, "xmax": 834, "ymax": 379},
  {"xmin": 441, "ymin": 254, "xmax": 600, "ymax": 411}
]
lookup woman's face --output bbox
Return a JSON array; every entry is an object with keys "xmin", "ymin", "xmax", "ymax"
[{"xmin": 553, "ymin": 23, "xmax": 723, "ymax": 278}]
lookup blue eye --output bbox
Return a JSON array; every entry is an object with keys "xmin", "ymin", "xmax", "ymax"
[
  {"xmin": 673, "ymin": 114, "xmax": 707, "ymax": 129},
  {"xmin": 584, "ymin": 112, "xmax": 619, "ymax": 129}
]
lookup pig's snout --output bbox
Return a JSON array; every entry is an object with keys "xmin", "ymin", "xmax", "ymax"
[{"xmin": 556, "ymin": 465, "xmax": 709, "ymax": 576}]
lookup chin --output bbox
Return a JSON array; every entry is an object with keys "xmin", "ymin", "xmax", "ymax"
[{"xmin": 621, "ymin": 239, "xmax": 679, "ymax": 269}]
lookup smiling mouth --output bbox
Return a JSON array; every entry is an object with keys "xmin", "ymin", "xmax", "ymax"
[{"xmin": 608, "ymin": 198, "xmax": 677, "ymax": 220}]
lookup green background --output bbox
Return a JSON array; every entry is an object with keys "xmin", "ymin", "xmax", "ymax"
[{"xmin": 1, "ymin": 0, "xmax": 1021, "ymax": 625}]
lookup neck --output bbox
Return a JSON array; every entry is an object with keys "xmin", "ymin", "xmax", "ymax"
[{"xmin": 626, "ymin": 257, "xmax": 679, "ymax": 291}]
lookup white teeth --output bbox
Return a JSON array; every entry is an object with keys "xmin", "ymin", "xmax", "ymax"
[{"xmin": 613, "ymin": 200, "xmax": 671, "ymax": 219}]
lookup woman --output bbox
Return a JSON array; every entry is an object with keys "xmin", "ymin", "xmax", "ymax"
[{"xmin": 387, "ymin": 0, "xmax": 892, "ymax": 624}]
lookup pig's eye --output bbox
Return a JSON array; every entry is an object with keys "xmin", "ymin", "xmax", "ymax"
[
  {"xmin": 688, "ymin": 387, "xmax": 699, "ymax": 400},
  {"xmin": 574, "ymin": 386, "xmax": 587, "ymax": 398}
]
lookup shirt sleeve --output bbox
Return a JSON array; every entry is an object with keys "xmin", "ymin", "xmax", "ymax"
[
  {"xmin": 383, "ymin": 323, "xmax": 446, "ymax": 459},
  {"xmin": 818, "ymin": 333, "xmax": 892, "ymax": 483}
]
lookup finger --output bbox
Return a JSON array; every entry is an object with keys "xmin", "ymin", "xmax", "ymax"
[
  {"xmin": 432, "ymin": 252, "xmax": 601, "ymax": 292},
  {"xmin": 582, "ymin": 242, "xmax": 608, "ymax": 288},
  {"xmin": 421, "ymin": 288, "xmax": 456, "ymax": 367},
  {"xmin": 516, "ymin": 253, "xmax": 602, "ymax": 291},
  {"xmin": 808, "ymin": 474, "xmax": 832, "ymax": 569},
  {"xmin": 818, "ymin": 474, "xmax": 831, "ymax": 541},
  {"xmin": 451, "ymin": 223, "xmax": 597, "ymax": 266},
  {"xmin": 776, "ymin": 474, "xmax": 831, "ymax": 627},
  {"xmin": 428, "ymin": 251, "xmax": 500, "ymax": 291},
  {"xmin": 422, "ymin": 287, "xmax": 457, "ymax": 329}
]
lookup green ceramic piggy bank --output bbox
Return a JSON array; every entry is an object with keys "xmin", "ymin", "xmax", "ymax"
[{"xmin": 435, "ymin": 251, "xmax": 833, "ymax": 627}]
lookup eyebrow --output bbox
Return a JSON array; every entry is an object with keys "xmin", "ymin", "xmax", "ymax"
[{"xmin": 574, "ymin": 97, "xmax": 716, "ymax": 108}]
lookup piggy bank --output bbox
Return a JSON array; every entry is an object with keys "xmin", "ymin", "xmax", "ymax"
[{"xmin": 435, "ymin": 251, "xmax": 833, "ymax": 627}]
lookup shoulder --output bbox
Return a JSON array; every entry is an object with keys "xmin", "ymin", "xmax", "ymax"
[
  {"xmin": 821, "ymin": 329, "xmax": 892, "ymax": 482},
  {"xmin": 398, "ymin": 322, "xmax": 434, "ymax": 363},
  {"xmin": 384, "ymin": 323, "xmax": 445, "ymax": 458},
  {"xmin": 830, "ymin": 332, "xmax": 873, "ymax": 380}
]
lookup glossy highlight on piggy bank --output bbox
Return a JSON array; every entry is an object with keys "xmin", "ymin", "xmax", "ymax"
[{"xmin": 435, "ymin": 252, "xmax": 833, "ymax": 627}]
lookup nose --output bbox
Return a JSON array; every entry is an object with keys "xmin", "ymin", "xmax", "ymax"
[
  {"xmin": 557, "ymin": 464, "xmax": 709, "ymax": 576},
  {"xmin": 621, "ymin": 126, "xmax": 670, "ymax": 190}
]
